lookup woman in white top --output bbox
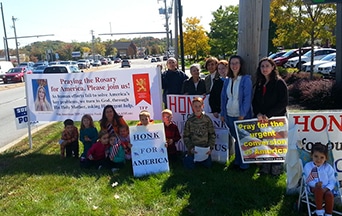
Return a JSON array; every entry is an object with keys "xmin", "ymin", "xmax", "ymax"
[{"xmin": 220, "ymin": 55, "xmax": 253, "ymax": 170}]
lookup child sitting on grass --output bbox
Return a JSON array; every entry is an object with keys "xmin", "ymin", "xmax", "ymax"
[
  {"xmin": 59, "ymin": 119, "xmax": 79, "ymax": 158},
  {"xmin": 117, "ymin": 125, "xmax": 132, "ymax": 160},
  {"xmin": 107, "ymin": 133, "xmax": 126, "ymax": 173},
  {"xmin": 84, "ymin": 130, "xmax": 110, "ymax": 169}
]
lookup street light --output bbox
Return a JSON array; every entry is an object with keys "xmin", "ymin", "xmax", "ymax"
[{"xmin": 12, "ymin": 16, "xmax": 19, "ymax": 64}]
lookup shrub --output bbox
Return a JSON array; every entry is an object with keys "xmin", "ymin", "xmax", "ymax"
[{"xmin": 290, "ymin": 79, "xmax": 335, "ymax": 109}]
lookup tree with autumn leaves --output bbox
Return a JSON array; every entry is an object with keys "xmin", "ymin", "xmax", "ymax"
[{"xmin": 182, "ymin": 17, "xmax": 210, "ymax": 62}]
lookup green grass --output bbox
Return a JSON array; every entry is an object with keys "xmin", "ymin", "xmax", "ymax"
[{"xmin": 0, "ymin": 122, "xmax": 302, "ymax": 216}]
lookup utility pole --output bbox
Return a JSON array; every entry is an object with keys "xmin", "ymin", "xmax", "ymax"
[
  {"xmin": 237, "ymin": 0, "xmax": 264, "ymax": 81},
  {"xmin": 259, "ymin": 0, "xmax": 270, "ymax": 59},
  {"xmin": 336, "ymin": 3, "xmax": 342, "ymax": 84},
  {"xmin": 177, "ymin": 0, "xmax": 185, "ymax": 72},
  {"xmin": 174, "ymin": 0, "xmax": 179, "ymax": 60},
  {"xmin": 1, "ymin": 3, "xmax": 9, "ymax": 61},
  {"xmin": 163, "ymin": 0, "xmax": 170, "ymax": 53},
  {"xmin": 91, "ymin": 30, "xmax": 95, "ymax": 60},
  {"xmin": 12, "ymin": 16, "xmax": 19, "ymax": 64}
]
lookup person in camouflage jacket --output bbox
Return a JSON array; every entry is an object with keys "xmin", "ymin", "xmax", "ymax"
[{"xmin": 183, "ymin": 97, "xmax": 216, "ymax": 169}]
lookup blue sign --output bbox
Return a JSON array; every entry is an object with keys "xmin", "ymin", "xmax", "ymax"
[
  {"xmin": 72, "ymin": 51, "xmax": 81, "ymax": 58},
  {"xmin": 14, "ymin": 106, "xmax": 28, "ymax": 129}
]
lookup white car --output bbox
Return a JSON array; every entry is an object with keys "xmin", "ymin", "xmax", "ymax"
[
  {"xmin": 285, "ymin": 48, "xmax": 336, "ymax": 68},
  {"xmin": 317, "ymin": 61, "xmax": 336, "ymax": 75},
  {"xmin": 302, "ymin": 53, "xmax": 336, "ymax": 72}
]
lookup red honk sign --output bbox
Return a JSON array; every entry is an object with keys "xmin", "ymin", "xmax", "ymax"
[{"xmin": 132, "ymin": 73, "xmax": 151, "ymax": 104}]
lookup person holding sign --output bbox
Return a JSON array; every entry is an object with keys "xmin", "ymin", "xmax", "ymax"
[
  {"xmin": 220, "ymin": 55, "xmax": 253, "ymax": 170},
  {"xmin": 252, "ymin": 58, "xmax": 288, "ymax": 175},
  {"xmin": 100, "ymin": 105, "xmax": 128, "ymax": 136},
  {"xmin": 304, "ymin": 144, "xmax": 335, "ymax": 216},
  {"xmin": 137, "ymin": 110, "xmax": 154, "ymax": 126},
  {"xmin": 183, "ymin": 97, "xmax": 216, "ymax": 169}
]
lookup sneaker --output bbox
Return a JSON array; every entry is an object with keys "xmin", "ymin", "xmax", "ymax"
[{"xmin": 111, "ymin": 168, "xmax": 119, "ymax": 173}]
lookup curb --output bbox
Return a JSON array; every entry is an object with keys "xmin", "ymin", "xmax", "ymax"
[{"xmin": 0, "ymin": 122, "xmax": 56, "ymax": 154}]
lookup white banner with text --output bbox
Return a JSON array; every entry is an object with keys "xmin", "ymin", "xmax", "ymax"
[
  {"xmin": 287, "ymin": 112, "xmax": 342, "ymax": 188},
  {"xmin": 25, "ymin": 68, "xmax": 162, "ymax": 121}
]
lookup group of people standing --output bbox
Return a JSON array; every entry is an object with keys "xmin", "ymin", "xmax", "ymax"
[{"xmin": 161, "ymin": 56, "xmax": 288, "ymax": 175}]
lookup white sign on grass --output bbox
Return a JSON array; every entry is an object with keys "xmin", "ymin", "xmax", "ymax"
[
  {"xmin": 130, "ymin": 123, "xmax": 169, "ymax": 177},
  {"xmin": 25, "ymin": 68, "xmax": 162, "ymax": 121}
]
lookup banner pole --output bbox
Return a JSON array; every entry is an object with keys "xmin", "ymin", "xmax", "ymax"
[{"xmin": 24, "ymin": 73, "xmax": 33, "ymax": 149}]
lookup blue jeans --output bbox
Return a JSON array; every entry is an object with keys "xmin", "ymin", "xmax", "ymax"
[
  {"xmin": 226, "ymin": 115, "xmax": 249, "ymax": 169},
  {"xmin": 183, "ymin": 154, "xmax": 212, "ymax": 169}
]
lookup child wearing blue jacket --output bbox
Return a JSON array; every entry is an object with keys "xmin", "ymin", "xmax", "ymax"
[
  {"xmin": 107, "ymin": 133, "xmax": 125, "ymax": 172},
  {"xmin": 79, "ymin": 114, "xmax": 98, "ymax": 159}
]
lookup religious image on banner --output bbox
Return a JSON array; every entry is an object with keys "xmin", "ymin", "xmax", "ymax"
[
  {"xmin": 130, "ymin": 123, "xmax": 169, "ymax": 177},
  {"xmin": 234, "ymin": 117, "xmax": 288, "ymax": 163},
  {"xmin": 32, "ymin": 79, "xmax": 53, "ymax": 112}
]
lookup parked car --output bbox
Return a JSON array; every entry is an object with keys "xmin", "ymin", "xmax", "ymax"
[
  {"xmin": 77, "ymin": 59, "xmax": 91, "ymax": 69},
  {"xmin": 144, "ymin": 56, "xmax": 149, "ymax": 60},
  {"xmin": 121, "ymin": 59, "xmax": 131, "ymax": 68},
  {"xmin": 113, "ymin": 58, "xmax": 121, "ymax": 63},
  {"xmin": 151, "ymin": 57, "xmax": 157, "ymax": 63},
  {"xmin": 93, "ymin": 60, "xmax": 102, "ymax": 67},
  {"xmin": 32, "ymin": 65, "xmax": 48, "ymax": 74},
  {"xmin": 285, "ymin": 48, "xmax": 336, "ymax": 68},
  {"xmin": 156, "ymin": 57, "xmax": 162, "ymax": 62},
  {"xmin": 273, "ymin": 47, "xmax": 311, "ymax": 67},
  {"xmin": 100, "ymin": 58, "xmax": 108, "ymax": 65},
  {"xmin": 163, "ymin": 56, "xmax": 168, "ymax": 61},
  {"xmin": 0, "ymin": 61, "xmax": 14, "ymax": 81},
  {"xmin": 18, "ymin": 61, "xmax": 34, "ymax": 68},
  {"xmin": 268, "ymin": 51, "xmax": 286, "ymax": 59},
  {"xmin": 302, "ymin": 53, "xmax": 336, "ymax": 72},
  {"xmin": 2, "ymin": 67, "xmax": 32, "ymax": 83},
  {"xmin": 106, "ymin": 58, "xmax": 112, "ymax": 64},
  {"xmin": 317, "ymin": 61, "xmax": 336, "ymax": 75},
  {"xmin": 32, "ymin": 61, "xmax": 48, "ymax": 69},
  {"xmin": 60, "ymin": 61, "xmax": 72, "ymax": 65},
  {"xmin": 43, "ymin": 65, "xmax": 83, "ymax": 74},
  {"xmin": 49, "ymin": 61, "xmax": 60, "ymax": 66}
]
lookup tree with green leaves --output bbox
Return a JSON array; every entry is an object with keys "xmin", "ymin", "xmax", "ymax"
[
  {"xmin": 183, "ymin": 17, "xmax": 210, "ymax": 62},
  {"xmin": 271, "ymin": 0, "xmax": 336, "ymax": 78},
  {"xmin": 208, "ymin": 5, "xmax": 239, "ymax": 59}
]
